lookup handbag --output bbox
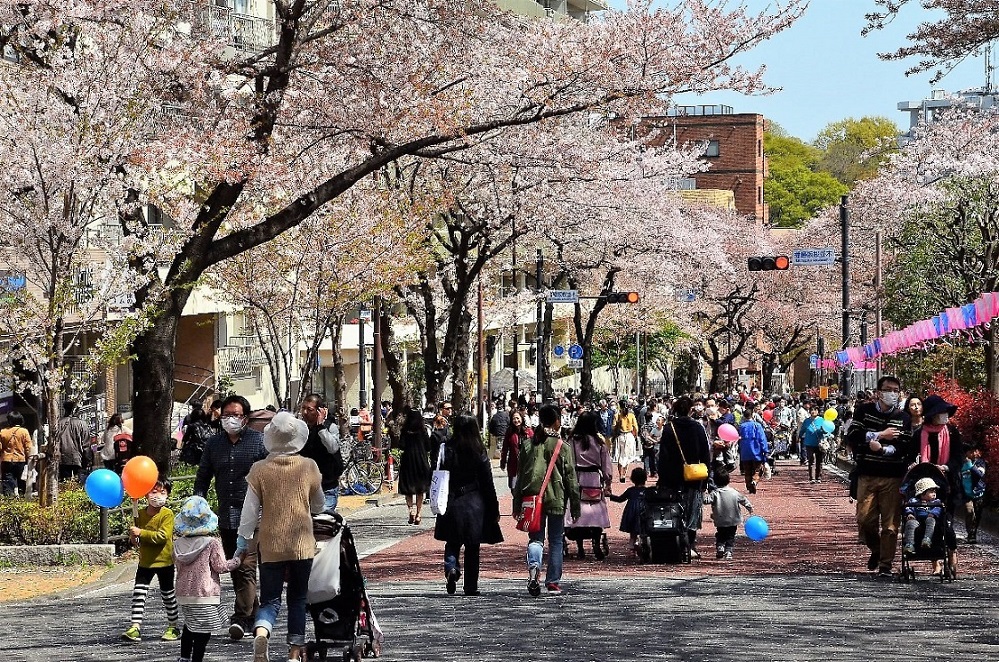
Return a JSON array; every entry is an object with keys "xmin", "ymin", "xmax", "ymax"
[
  {"xmin": 580, "ymin": 486, "xmax": 604, "ymax": 503},
  {"xmin": 671, "ymin": 421, "xmax": 708, "ymax": 482},
  {"xmin": 429, "ymin": 443, "xmax": 450, "ymax": 516},
  {"xmin": 516, "ymin": 438, "xmax": 563, "ymax": 533}
]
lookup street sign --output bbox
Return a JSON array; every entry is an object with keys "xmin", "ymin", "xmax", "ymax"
[
  {"xmin": 568, "ymin": 344, "xmax": 584, "ymax": 360},
  {"xmin": 809, "ymin": 354, "xmax": 818, "ymax": 368},
  {"xmin": 792, "ymin": 248, "xmax": 836, "ymax": 266},
  {"xmin": 359, "ymin": 309, "xmax": 372, "ymax": 320},
  {"xmin": 553, "ymin": 345, "xmax": 565, "ymax": 358},
  {"xmin": 567, "ymin": 359, "xmax": 583, "ymax": 369},
  {"xmin": 545, "ymin": 289, "xmax": 579, "ymax": 304}
]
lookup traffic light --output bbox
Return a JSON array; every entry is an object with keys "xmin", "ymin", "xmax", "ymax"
[
  {"xmin": 747, "ymin": 256, "xmax": 790, "ymax": 271},
  {"xmin": 527, "ymin": 345, "xmax": 537, "ymax": 365},
  {"xmin": 606, "ymin": 291, "xmax": 641, "ymax": 304}
]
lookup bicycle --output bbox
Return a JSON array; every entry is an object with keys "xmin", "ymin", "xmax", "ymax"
[{"xmin": 338, "ymin": 435, "xmax": 385, "ymax": 496}]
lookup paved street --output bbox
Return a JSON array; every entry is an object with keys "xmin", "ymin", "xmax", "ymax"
[{"xmin": 4, "ymin": 460, "xmax": 999, "ymax": 661}]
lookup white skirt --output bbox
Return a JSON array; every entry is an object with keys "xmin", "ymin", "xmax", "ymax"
[
  {"xmin": 180, "ymin": 602, "xmax": 231, "ymax": 634},
  {"xmin": 612, "ymin": 432, "xmax": 640, "ymax": 469}
]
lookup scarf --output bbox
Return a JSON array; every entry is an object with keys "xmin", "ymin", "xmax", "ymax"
[{"xmin": 920, "ymin": 423, "xmax": 950, "ymax": 465}]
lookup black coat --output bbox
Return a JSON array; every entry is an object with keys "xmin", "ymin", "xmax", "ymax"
[
  {"xmin": 433, "ymin": 445, "xmax": 502, "ymax": 546},
  {"xmin": 657, "ymin": 416, "xmax": 711, "ymax": 490},
  {"xmin": 397, "ymin": 428, "xmax": 432, "ymax": 496}
]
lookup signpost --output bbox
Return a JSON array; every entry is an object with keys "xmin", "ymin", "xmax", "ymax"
[
  {"xmin": 792, "ymin": 248, "xmax": 836, "ymax": 266},
  {"xmin": 809, "ymin": 354, "xmax": 818, "ymax": 369},
  {"xmin": 545, "ymin": 289, "xmax": 579, "ymax": 304},
  {"xmin": 568, "ymin": 344, "xmax": 584, "ymax": 361},
  {"xmin": 553, "ymin": 345, "xmax": 565, "ymax": 358}
]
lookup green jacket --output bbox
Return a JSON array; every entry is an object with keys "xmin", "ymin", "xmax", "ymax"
[
  {"xmin": 136, "ymin": 507, "xmax": 174, "ymax": 568},
  {"xmin": 513, "ymin": 430, "xmax": 580, "ymax": 519}
]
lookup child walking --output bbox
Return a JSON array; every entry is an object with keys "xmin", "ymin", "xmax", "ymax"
[
  {"xmin": 609, "ymin": 467, "xmax": 648, "ymax": 554},
  {"xmin": 959, "ymin": 443, "xmax": 987, "ymax": 544},
  {"xmin": 122, "ymin": 479, "xmax": 180, "ymax": 642},
  {"xmin": 173, "ymin": 496, "xmax": 243, "ymax": 662},
  {"xmin": 703, "ymin": 470, "xmax": 753, "ymax": 560}
]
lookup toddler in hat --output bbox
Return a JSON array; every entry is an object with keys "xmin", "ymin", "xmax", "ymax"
[
  {"xmin": 902, "ymin": 477, "xmax": 945, "ymax": 555},
  {"xmin": 173, "ymin": 496, "xmax": 243, "ymax": 662}
]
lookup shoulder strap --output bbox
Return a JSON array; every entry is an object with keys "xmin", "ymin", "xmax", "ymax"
[
  {"xmin": 436, "ymin": 443, "xmax": 446, "ymax": 470},
  {"xmin": 670, "ymin": 421, "xmax": 687, "ymax": 464},
  {"xmin": 539, "ymin": 438, "xmax": 564, "ymax": 494}
]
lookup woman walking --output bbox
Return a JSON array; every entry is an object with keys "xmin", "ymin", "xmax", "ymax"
[
  {"xmin": 500, "ymin": 411, "xmax": 532, "ymax": 491},
  {"xmin": 657, "ymin": 396, "xmax": 711, "ymax": 560},
  {"xmin": 433, "ymin": 415, "xmax": 502, "ymax": 596},
  {"xmin": 237, "ymin": 412, "xmax": 325, "ymax": 662},
  {"xmin": 563, "ymin": 411, "xmax": 613, "ymax": 560},
  {"xmin": 612, "ymin": 399, "xmax": 640, "ymax": 483},
  {"xmin": 100, "ymin": 413, "xmax": 125, "ymax": 472},
  {"xmin": 397, "ymin": 409, "xmax": 433, "ymax": 525},
  {"xmin": 0, "ymin": 412, "xmax": 32, "ymax": 496}
]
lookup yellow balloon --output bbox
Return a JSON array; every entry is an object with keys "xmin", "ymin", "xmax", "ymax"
[{"xmin": 823, "ymin": 408, "xmax": 838, "ymax": 422}]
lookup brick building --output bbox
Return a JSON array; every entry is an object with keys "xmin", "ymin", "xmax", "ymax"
[{"xmin": 642, "ymin": 105, "xmax": 767, "ymax": 222}]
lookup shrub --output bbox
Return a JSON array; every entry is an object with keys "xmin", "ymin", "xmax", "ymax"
[{"xmin": 0, "ymin": 483, "xmax": 101, "ymax": 545}]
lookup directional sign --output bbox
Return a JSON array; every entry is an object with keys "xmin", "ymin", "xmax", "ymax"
[
  {"xmin": 792, "ymin": 248, "xmax": 836, "ymax": 266},
  {"xmin": 545, "ymin": 289, "xmax": 579, "ymax": 304},
  {"xmin": 568, "ymin": 344, "xmax": 584, "ymax": 360},
  {"xmin": 553, "ymin": 345, "xmax": 565, "ymax": 358},
  {"xmin": 359, "ymin": 308, "xmax": 372, "ymax": 320},
  {"xmin": 567, "ymin": 359, "xmax": 584, "ymax": 369}
]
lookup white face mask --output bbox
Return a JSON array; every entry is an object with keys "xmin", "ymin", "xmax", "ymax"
[
  {"xmin": 694, "ymin": 406, "xmax": 704, "ymax": 414},
  {"xmin": 147, "ymin": 494, "xmax": 168, "ymax": 508},
  {"xmin": 934, "ymin": 414, "xmax": 949, "ymax": 425},
  {"xmin": 221, "ymin": 416, "xmax": 245, "ymax": 434},
  {"xmin": 880, "ymin": 391, "xmax": 900, "ymax": 408}
]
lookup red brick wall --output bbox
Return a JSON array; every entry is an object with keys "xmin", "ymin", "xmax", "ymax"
[{"xmin": 642, "ymin": 113, "xmax": 767, "ymax": 222}]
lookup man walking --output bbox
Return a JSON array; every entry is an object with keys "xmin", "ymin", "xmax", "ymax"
[
  {"xmin": 487, "ymin": 400, "xmax": 510, "ymax": 461},
  {"xmin": 194, "ymin": 394, "xmax": 267, "ymax": 639},
  {"xmin": 845, "ymin": 376, "xmax": 916, "ymax": 577},
  {"xmin": 57, "ymin": 401, "xmax": 91, "ymax": 481},
  {"xmin": 298, "ymin": 393, "xmax": 345, "ymax": 513},
  {"xmin": 737, "ymin": 401, "xmax": 769, "ymax": 494}
]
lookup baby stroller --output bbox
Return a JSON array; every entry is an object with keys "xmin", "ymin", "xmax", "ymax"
[
  {"xmin": 305, "ymin": 513, "xmax": 383, "ymax": 661},
  {"xmin": 772, "ymin": 427, "xmax": 792, "ymax": 460},
  {"xmin": 641, "ymin": 487, "xmax": 690, "ymax": 564},
  {"xmin": 898, "ymin": 463, "xmax": 957, "ymax": 583}
]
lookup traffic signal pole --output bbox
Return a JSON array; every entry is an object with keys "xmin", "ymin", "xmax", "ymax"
[{"xmin": 840, "ymin": 195, "xmax": 851, "ymax": 394}]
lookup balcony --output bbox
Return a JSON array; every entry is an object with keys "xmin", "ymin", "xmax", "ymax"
[{"xmin": 204, "ymin": 6, "xmax": 275, "ymax": 53}]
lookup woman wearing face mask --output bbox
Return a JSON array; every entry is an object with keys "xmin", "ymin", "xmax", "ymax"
[{"xmin": 914, "ymin": 395, "xmax": 963, "ymax": 510}]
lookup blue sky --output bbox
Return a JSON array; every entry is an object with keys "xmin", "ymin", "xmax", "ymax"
[{"xmin": 658, "ymin": 1, "xmax": 992, "ymax": 141}]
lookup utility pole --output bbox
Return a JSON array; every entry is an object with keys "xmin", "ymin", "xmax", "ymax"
[
  {"xmin": 840, "ymin": 195, "xmax": 851, "ymax": 394},
  {"xmin": 511, "ymin": 218, "xmax": 519, "ymax": 400},
  {"xmin": 358, "ymin": 306, "xmax": 367, "ymax": 409},
  {"xmin": 476, "ymin": 278, "xmax": 484, "ymax": 421},
  {"xmin": 372, "ymin": 296, "xmax": 383, "ymax": 461},
  {"xmin": 635, "ymin": 332, "xmax": 641, "ymax": 395},
  {"xmin": 535, "ymin": 248, "xmax": 544, "ymax": 402},
  {"xmin": 875, "ymin": 230, "xmax": 883, "ymax": 380}
]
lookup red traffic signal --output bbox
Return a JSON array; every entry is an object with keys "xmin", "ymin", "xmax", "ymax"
[
  {"xmin": 606, "ymin": 291, "xmax": 641, "ymax": 304},
  {"xmin": 748, "ymin": 256, "xmax": 790, "ymax": 271}
]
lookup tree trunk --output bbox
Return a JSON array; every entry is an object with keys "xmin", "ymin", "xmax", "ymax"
[
  {"xmin": 541, "ymin": 301, "xmax": 555, "ymax": 400},
  {"xmin": 761, "ymin": 354, "xmax": 777, "ymax": 393},
  {"xmin": 330, "ymin": 317, "xmax": 349, "ymax": 437},
  {"xmin": 41, "ymin": 389, "xmax": 61, "ymax": 507},
  {"xmin": 379, "ymin": 305, "xmax": 410, "ymax": 412},
  {"xmin": 448, "ymin": 308, "xmax": 473, "ymax": 413},
  {"xmin": 131, "ymin": 293, "xmax": 187, "ymax": 474}
]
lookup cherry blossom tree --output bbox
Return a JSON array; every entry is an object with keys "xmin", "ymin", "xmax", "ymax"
[{"xmin": 0, "ymin": 0, "xmax": 806, "ymax": 466}]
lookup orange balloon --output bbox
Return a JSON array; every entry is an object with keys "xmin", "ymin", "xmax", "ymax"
[{"xmin": 122, "ymin": 455, "xmax": 159, "ymax": 498}]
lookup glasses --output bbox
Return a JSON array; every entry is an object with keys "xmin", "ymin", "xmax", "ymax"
[
  {"xmin": 222, "ymin": 412, "xmax": 245, "ymax": 419},
  {"xmin": 879, "ymin": 387, "xmax": 900, "ymax": 393}
]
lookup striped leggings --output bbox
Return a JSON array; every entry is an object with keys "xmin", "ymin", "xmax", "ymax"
[{"xmin": 130, "ymin": 565, "xmax": 179, "ymax": 626}]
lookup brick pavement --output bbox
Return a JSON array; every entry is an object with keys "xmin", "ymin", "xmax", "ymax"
[{"xmin": 364, "ymin": 458, "xmax": 999, "ymax": 583}]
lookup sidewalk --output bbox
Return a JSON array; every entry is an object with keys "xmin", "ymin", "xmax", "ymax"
[{"xmin": 362, "ymin": 458, "xmax": 999, "ymax": 583}]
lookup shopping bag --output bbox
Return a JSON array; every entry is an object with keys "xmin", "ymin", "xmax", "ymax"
[
  {"xmin": 307, "ymin": 532, "xmax": 342, "ymax": 604},
  {"xmin": 429, "ymin": 443, "xmax": 450, "ymax": 516}
]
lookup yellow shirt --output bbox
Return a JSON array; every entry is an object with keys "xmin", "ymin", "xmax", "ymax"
[
  {"xmin": 137, "ymin": 508, "xmax": 175, "ymax": 568},
  {"xmin": 613, "ymin": 411, "xmax": 638, "ymax": 435}
]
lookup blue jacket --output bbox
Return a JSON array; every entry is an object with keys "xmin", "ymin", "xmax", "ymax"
[{"xmin": 738, "ymin": 420, "xmax": 769, "ymax": 462}]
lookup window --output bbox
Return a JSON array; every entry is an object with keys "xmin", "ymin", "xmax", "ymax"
[{"xmin": 703, "ymin": 140, "xmax": 720, "ymax": 158}]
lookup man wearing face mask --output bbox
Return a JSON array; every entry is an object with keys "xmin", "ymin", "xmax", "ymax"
[
  {"xmin": 194, "ymin": 394, "xmax": 267, "ymax": 639},
  {"xmin": 845, "ymin": 376, "xmax": 917, "ymax": 578}
]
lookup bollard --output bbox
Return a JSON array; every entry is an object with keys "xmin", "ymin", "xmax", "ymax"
[{"xmin": 100, "ymin": 507, "xmax": 109, "ymax": 544}]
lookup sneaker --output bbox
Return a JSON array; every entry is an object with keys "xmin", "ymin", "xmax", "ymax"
[
  {"xmin": 228, "ymin": 620, "xmax": 245, "ymax": 640},
  {"xmin": 120, "ymin": 625, "xmax": 141, "ymax": 642},
  {"xmin": 545, "ymin": 582, "xmax": 562, "ymax": 594},
  {"xmin": 878, "ymin": 567, "xmax": 893, "ymax": 579},
  {"xmin": 724, "ymin": 551, "xmax": 733, "ymax": 560},
  {"xmin": 445, "ymin": 568, "xmax": 459, "ymax": 595},
  {"xmin": 867, "ymin": 551, "xmax": 879, "ymax": 571},
  {"xmin": 903, "ymin": 544, "xmax": 915, "ymax": 555},
  {"xmin": 689, "ymin": 548, "xmax": 701, "ymax": 560},
  {"xmin": 716, "ymin": 546, "xmax": 725, "ymax": 560},
  {"xmin": 161, "ymin": 625, "xmax": 181, "ymax": 641},
  {"xmin": 253, "ymin": 634, "xmax": 269, "ymax": 662},
  {"xmin": 921, "ymin": 539, "xmax": 932, "ymax": 549},
  {"xmin": 749, "ymin": 482, "xmax": 757, "ymax": 494},
  {"xmin": 527, "ymin": 566, "xmax": 541, "ymax": 597},
  {"xmin": 815, "ymin": 478, "xmax": 821, "ymax": 483},
  {"xmin": 967, "ymin": 534, "xmax": 978, "ymax": 545}
]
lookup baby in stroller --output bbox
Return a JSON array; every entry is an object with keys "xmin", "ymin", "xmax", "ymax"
[
  {"xmin": 899, "ymin": 464, "xmax": 957, "ymax": 581},
  {"xmin": 902, "ymin": 478, "xmax": 944, "ymax": 555}
]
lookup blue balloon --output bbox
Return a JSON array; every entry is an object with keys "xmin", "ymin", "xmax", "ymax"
[
  {"xmin": 85, "ymin": 469, "xmax": 124, "ymax": 508},
  {"xmin": 745, "ymin": 515, "xmax": 769, "ymax": 542},
  {"xmin": 821, "ymin": 419, "xmax": 834, "ymax": 434}
]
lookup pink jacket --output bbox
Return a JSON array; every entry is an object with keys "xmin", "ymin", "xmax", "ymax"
[{"xmin": 173, "ymin": 536, "xmax": 240, "ymax": 604}]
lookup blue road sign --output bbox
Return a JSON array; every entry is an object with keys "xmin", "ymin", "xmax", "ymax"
[
  {"xmin": 809, "ymin": 353, "xmax": 818, "ymax": 368},
  {"xmin": 568, "ymin": 344, "xmax": 584, "ymax": 360},
  {"xmin": 553, "ymin": 345, "xmax": 565, "ymax": 358}
]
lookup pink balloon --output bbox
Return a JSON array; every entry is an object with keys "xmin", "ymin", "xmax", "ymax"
[{"xmin": 718, "ymin": 423, "xmax": 739, "ymax": 442}]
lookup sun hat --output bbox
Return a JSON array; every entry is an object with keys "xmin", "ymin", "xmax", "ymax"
[
  {"xmin": 263, "ymin": 410, "xmax": 309, "ymax": 455},
  {"xmin": 914, "ymin": 477, "xmax": 939, "ymax": 497},
  {"xmin": 174, "ymin": 496, "xmax": 219, "ymax": 537},
  {"xmin": 921, "ymin": 394, "xmax": 958, "ymax": 420}
]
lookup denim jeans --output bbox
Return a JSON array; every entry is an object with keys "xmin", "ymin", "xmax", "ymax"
[
  {"xmin": 527, "ymin": 512, "xmax": 564, "ymax": 585},
  {"xmin": 324, "ymin": 487, "xmax": 339, "ymax": 513},
  {"xmin": 255, "ymin": 558, "xmax": 313, "ymax": 646},
  {"xmin": 444, "ymin": 541, "xmax": 481, "ymax": 593}
]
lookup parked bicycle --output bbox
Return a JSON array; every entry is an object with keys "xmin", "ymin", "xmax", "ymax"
[{"xmin": 338, "ymin": 435, "xmax": 384, "ymax": 496}]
